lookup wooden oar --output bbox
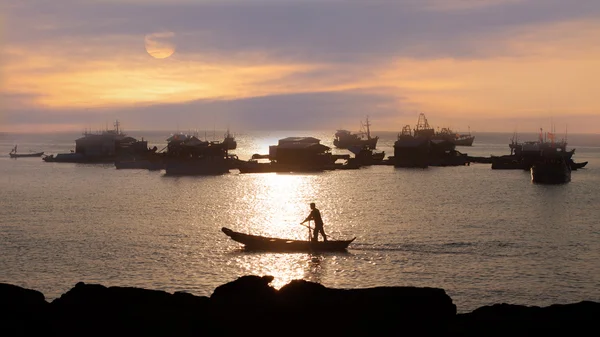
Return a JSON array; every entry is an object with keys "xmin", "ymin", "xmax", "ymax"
[
  {"xmin": 298, "ymin": 222, "xmax": 312, "ymax": 241},
  {"xmin": 298, "ymin": 222, "xmax": 337, "ymax": 241}
]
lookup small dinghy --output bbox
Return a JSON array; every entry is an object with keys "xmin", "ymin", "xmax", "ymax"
[{"xmin": 221, "ymin": 227, "xmax": 355, "ymax": 252}]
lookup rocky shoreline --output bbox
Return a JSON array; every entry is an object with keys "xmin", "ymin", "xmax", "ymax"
[{"xmin": 2, "ymin": 275, "xmax": 597, "ymax": 336}]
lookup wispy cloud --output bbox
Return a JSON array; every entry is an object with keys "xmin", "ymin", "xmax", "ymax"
[{"xmin": 2, "ymin": 0, "xmax": 600, "ymax": 133}]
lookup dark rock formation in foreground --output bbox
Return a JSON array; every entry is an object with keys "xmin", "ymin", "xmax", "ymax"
[{"xmin": 1, "ymin": 276, "xmax": 597, "ymax": 337}]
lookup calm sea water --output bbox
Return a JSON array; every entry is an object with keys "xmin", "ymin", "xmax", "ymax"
[{"xmin": 1, "ymin": 130, "xmax": 599, "ymax": 313}]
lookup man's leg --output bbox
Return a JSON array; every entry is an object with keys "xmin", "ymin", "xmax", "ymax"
[{"xmin": 319, "ymin": 228, "xmax": 327, "ymax": 241}]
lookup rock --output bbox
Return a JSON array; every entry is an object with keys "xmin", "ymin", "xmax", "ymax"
[
  {"xmin": 277, "ymin": 279, "xmax": 456, "ymax": 336},
  {"xmin": 50, "ymin": 282, "xmax": 210, "ymax": 337},
  {"xmin": 209, "ymin": 275, "xmax": 278, "ymax": 336},
  {"xmin": 1, "ymin": 277, "xmax": 598, "ymax": 337},
  {"xmin": 0, "ymin": 283, "xmax": 50, "ymax": 336},
  {"xmin": 451, "ymin": 301, "xmax": 600, "ymax": 336}
]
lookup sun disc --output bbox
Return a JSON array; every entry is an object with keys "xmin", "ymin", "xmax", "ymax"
[{"xmin": 144, "ymin": 31, "xmax": 176, "ymax": 59}]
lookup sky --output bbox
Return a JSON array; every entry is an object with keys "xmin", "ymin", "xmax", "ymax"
[{"xmin": 1, "ymin": 0, "xmax": 600, "ymax": 134}]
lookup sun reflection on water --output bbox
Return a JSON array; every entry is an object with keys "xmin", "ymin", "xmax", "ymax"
[{"xmin": 239, "ymin": 173, "xmax": 321, "ymax": 240}]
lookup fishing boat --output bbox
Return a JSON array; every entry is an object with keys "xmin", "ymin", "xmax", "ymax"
[
  {"xmin": 163, "ymin": 134, "xmax": 231, "ymax": 175},
  {"xmin": 221, "ymin": 227, "xmax": 355, "ymax": 252},
  {"xmin": 348, "ymin": 145, "xmax": 386, "ymax": 166},
  {"xmin": 42, "ymin": 120, "xmax": 146, "ymax": 163},
  {"xmin": 393, "ymin": 125, "xmax": 430, "ymax": 168},
  {"xmin": 433, "ymin": 127, "xmax": 475, "ymax": 146},
  {"xmin": 8, "ymin": 145, "xmax": 44, "ymax": 158},
  {"xmin": 333, "ymin": 116, "xmax": 378, "ymax": 150},
  {"xmin": 530, "ymin": 152, "xmax": 571, "ymax": 184},
  {"xmin": 223, "ymin": 128, "xmax": 237, "ymax": 150}
]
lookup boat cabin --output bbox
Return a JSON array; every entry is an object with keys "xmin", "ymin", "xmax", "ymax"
[{"xmin": 269, "ymin": 137, "xmax": 333, "ymax": 168}]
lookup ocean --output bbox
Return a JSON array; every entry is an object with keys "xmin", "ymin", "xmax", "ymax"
[{"xmin": 1, "ymin": 130, "xmax": 599, "ymax": 313}]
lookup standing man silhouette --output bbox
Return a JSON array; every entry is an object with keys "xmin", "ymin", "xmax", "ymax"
[{"xmin": 301, "ymin": 203, "xmax": 328, "ymax": 242}]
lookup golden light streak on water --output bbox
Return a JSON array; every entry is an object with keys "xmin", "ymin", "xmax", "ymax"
[{"xmin": 241, "ymin": 173, "xmax": 319, "ymax": 240}]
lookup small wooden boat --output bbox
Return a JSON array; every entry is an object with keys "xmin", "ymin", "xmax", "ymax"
[
  {"xmin": 9, "ymin": 151, "xmax": 44, "ymax": 158},
  {"xmin": 9, "ymin": 146, "xmax": 44, "ymax": 158},
  {"xmin": 221, "ymin": 227, "xmax": 355, "ymax": 252}
]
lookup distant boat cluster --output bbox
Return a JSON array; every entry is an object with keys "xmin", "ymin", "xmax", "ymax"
[{"xmin": 9, "ymin": 116, "xmax": 587, "ymax": 184}]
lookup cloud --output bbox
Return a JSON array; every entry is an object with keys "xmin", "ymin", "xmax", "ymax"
[
  {"xmin": 2, "ymin": 0, "xmax": 600, "ymax": 133},
  {"xmin": 6, "ymin": 0, "xmax": 600, "ymax": 62},
  {"xmin": 1, "ymin": 89, "xmax": 402, "ymax": 131}
]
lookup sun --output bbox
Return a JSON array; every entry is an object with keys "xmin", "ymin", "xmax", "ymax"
[{"xmin": 144, "ymin": 31, "xmax": 176, "ymax": 59}]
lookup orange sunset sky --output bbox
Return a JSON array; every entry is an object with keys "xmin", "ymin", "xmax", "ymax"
[{"xmin": 1, "ymin": 0, "xmax": 599, "ymax": 133}]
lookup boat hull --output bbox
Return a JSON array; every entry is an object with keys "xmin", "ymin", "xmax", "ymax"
[
  {"xmin": 115, "ymin": 160, "xmax": 150, "ymax": 169},
  {"xmin": 333, "ymin": 137, "xmax": 378, "ymax": 150},
  {"xmin": 9, "ymin": 152, "xmax": 44, "ymax": 158},
  {"xmin": 164, "ymin": 158, "xmax": 230, "ymax": 175},
  {"xmin": 531, "ymin": 161, "xmax": 571, "ymax": 184},
  {"xmin": 221, "ymin": 227, "xmax": 355, "ymax": 252},
  {"xmin": 43, "ymin": 153, "xmax": 115, "ymax": 163},
  {"xmin": 454, "ymin": 136, "xmax": 475, "ymax": 146}
]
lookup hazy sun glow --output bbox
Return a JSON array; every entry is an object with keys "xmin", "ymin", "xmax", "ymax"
[
  {"xmin": 144, "ymin": 32, "xmax": 176, "ymax": 59},
  {"xmin": 2, "ymin": 45, "xmax": 317, "ymax": 108}
]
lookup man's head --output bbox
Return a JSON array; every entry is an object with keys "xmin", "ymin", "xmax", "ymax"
[{"xmin": 310, "ymin": 202, "xmax": 316, "ymax": 209}]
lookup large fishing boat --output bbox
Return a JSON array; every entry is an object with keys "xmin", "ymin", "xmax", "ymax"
[
  {"xmin": 333, "ymin": 116, "xmax": 378, "ymax": 150},
  {"xmin": 414, "ymin": 113, "xmax": 474, "ymax": 146},
  {"xmin": 43, "ymin": 120, "xmax": 146, "ymax": 163},
  {"xmin": 392, "ymin": 125, "xmax": 430, "ymax": 168},
  {"xmin": 433, "ymin": 127, "xmax": 475, "ymax": 146},
  {"xmin": 531, "ymin": 152, "xmax": 572, "ymax": 184},
  {"xmin": 509, "ymin": 129, "xmax": 574, "ymax": 160},
  {"xmin": 239, "ymin": 137, "xmax": 336, "ymax": 173},
  {"xmin": 492, "ymin": 129, "xmax": 578, "ymax": 170},
  {"xmin": 163, "ymin": 133, "xmax": 231, "ymax": 175},
  {"xmin": 412, "ymin": 113, "xmax": 436, "ymax": 139}
]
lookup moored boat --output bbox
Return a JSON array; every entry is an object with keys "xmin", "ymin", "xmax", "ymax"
[
  {"xmin": 530, "ymin": 152, "xmax": 571, "ymax": 184},
  {"xmin": 221, "ymin": 227, "xmax": 355, "ymax": 252},
  {"xmin": 163, "ymin": 134, "xmax": 231, "ymax": 175},
  {"xmin": 333, "ymin": 116, "xmax": 378, "ymax": 150},
  {"xmin": 240, "ymin": 136, "xmax": 336, "ymax": 173},
  {"xmin": 393, "ymin": 125, "xmax": 430, "ymax": 168},
  {"xmin": 8, "ymin": 145, "xmax": 44, "ymax": 158},
  {"xmin": 223, "ymin": 128, "xmax": 237, "ymax": 150},
  {"xmin": 348, "ymin": 145, "xmax": 385, "ymax": 166},
  {"xmin": 42, "ymin": 120, "xmax": 148, "ymax": 164},
  {"xmin": 433, "ymin": 127, "xmax": 475, "ymax": 146}
]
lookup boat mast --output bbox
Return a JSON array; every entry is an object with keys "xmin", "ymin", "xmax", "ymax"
[{"xmin": 364, "ymin": 116, "xmax": 371, "ymax": 139}]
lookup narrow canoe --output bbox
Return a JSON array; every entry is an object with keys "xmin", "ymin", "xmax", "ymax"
[
  {"xmin": 9, "ymin": 152, "xmax": 44, "ymax": 158},
  {"xmin": 221, "ymin": 227, "xmax": 355, "ymax": 252}
]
